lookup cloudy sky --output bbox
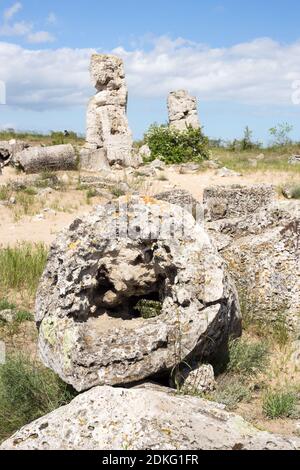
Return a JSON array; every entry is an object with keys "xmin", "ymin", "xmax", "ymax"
[{"xmin": 1, "ymin": 0, "xmax": 300, "ymax": 142}]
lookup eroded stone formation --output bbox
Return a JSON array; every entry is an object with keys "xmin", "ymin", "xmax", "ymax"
[
  {"xmin": 35, "ymin": 196, "xmax": 241, "ymax": 392},
  {"xmin": 83, "ymin": 54, "xmax": 134, "ymax": 168},
  {"xmin": 204, "ymin": 185, "xmax": 300, "ymax": 329},
  {"xmin": 3, "ymin": 385, "xmax": 299, "ymax": 450},
  {"xmin": 168, "ymin": 90, "xmax": 200, "ymax": 131}
]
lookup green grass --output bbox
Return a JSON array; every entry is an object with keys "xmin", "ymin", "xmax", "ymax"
[
  {"xmin": 212, "ymin": 145, "xmax": 300, "ymax": 173},
  {"xmin": 0, "ymin": 185, "xmax": 12, "ymax": 201},
  {"xmin": 0, "ymin": 299, "xmax": 16, "ymax": 311},
  {"xmin": 0, "ymin": 130, "xmax": 84, "ymax": 147},
  {"xmin": 111, "ymin": 186, "xmax": 126, "ymax": 198},
  {"xmin": 263, "ymin": 391, "xmax": 298, "ymax": 419},
  {"xmin": 289, "ymin": 184, "xmax": 300, "ymax": 199},
  {"xmin": 0, "ymin": 243, "xmax": 48, "ymax": 295},
  {"xmin": 227, "ymin": 338, "xmax": 269, "ymax": 377},
  {"xmin": 0, "ymin": 354, "xmax": 76, "ymax": 442},
  {"xmin": 211, "ymin": 376, "xmax": 252, "ymax": 410}
]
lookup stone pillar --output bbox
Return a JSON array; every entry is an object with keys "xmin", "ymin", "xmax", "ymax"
[
  {"xmin": 168, "ymin": 90, "xmax": 200, "ymax": 131},
  {"xmin": 84, "ymin": 54, "xmax": 134, "ymax": 168}
]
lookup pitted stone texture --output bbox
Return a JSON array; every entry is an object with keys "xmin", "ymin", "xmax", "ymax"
[
  {"xmin": 79, "ymin": 148, "xmax": 110, "ymax": 172},
  {"xmin": 182, "ymin": 364, "xmax": 216, "ymax": 394},
  {"xmin": 168, "ymin": 90, "xmax": 200, "ymax": 131},
  {"xmin": 222, "ymin": 216, "xmax": 300, "ymax": 329},
  {"xmin": 2, "ymin": 385, "xmax": 299, "ymax": 450},
  {"xmin": 206, "ymin": 199, "xmax": 300, "ymax": 329},
  {"xmin": 85, "ymin": 54, "xmax": 133, "ymax": 166},
  {"xmin": 155, "ymin": 189, "xmax": 201, "ymax": 220},
  {"xmin": 36, "ymin": 197, "xmax": 241, "ymax": 392},
  {"xmin": 204, "ymin": 184, "xmax": 276, "ymax": 222},
  {"xmin": 0, "ymin": 140, "xmax": 29, "ymax": 171},
  {"xmin": 14, "ymin": 144, "xmax": 77, "ymax": 174}
]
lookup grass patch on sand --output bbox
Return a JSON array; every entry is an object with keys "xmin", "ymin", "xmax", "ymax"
[
  {"xmin": 0, "ymin": 354, "xmax": 76, "ymax": 443},
  {"xmin": 0, "ymin": 243, "xmax": 48, "ymax": 295}
]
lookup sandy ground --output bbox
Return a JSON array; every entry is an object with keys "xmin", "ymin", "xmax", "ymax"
[{"xmin": 1, "ymin": 166, "xmax": 297, "ymax": 247}]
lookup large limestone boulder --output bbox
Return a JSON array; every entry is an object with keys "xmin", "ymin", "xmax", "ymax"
[
  {"xmin": 221, "ymin": 212, "xmax": 300, "ymax": 329},
  {"xmin": 2, "ymin": 385, "xmax": 299, "ymax": 450},
  {"xmin": 84, "ymin": 54, "xmax": 134, "ymax": 167},
  {"xmin": 14, "ymin": 144, "xmax": 77, "ymax": 173},
  {"xmin": 0, "ymin": 140, "xmax": 29, "ymax": 172},
  {"xmin": 36, "ymin": 196, "xmax": 241, "ymax": 392},
  {"xmin": 168, "ymin": 90, "xmax": 200, "ymax": 131},
  {"xmin": 204, "ymin": 184, "xmax": 276, "ymax": 222},
  {"xmin": 204, "ymin": 185, "xmax": 300, "ymax": 329}
]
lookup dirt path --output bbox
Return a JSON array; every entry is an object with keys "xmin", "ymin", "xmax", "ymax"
[{"xmin": 0, "ymin": 167, "xmax": 296, "ymax": 247}]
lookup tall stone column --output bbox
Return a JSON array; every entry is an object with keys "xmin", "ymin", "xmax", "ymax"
[
  {"xmin": 82, "ymin": 54, "xmax": 134, "ymax": 169},
  {"xmin": 168, "ymin": 90, "xmax": 200, "ymax": 131}
]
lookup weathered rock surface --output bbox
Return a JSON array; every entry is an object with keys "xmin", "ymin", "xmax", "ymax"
[
  {"xmin": 216, "ymin": 167, "xmax": 241, "ymax": 178},
  {"xmin": 168, "ymin": 90, "xmax": 200, "ymax": 131},
  {"xmin": 204, "ymin": 185, "xmax": 299, "ymax": 329},
  {"xmin": 0, "ymin": 309, "xmax": 15, "ymax": 324},
  {"xmin": 155, "ymin": 189, "xmax": 201, "ymax": 220},
  {"xmin": 204, "ymin": 184, "xmax": 276, "ymax": 221},
  {"xmin": 79, "ymin": 148, "xmax": 110, "ymax": 172},
  {"xmin": 85, "ymin": 54, "xmax": 134, "ymax": 167},
  {"xmin": 14, "ymin": 144, "xmax": 77, "ymax": 173},
  {"xmin": 221, "ymin": 214, "xmax": 300, "ymax": 329},
  {"xmin": 182, "ymin": 364, "xmax": 216, "ymax": 394},
  {"xmin": 0, "ymin": 140, "xmax": 29, "ymax": 172},
  {"xmin": 289, "ymin": 155, "xmax": 300, "ymax": 165},
  {"xmin": 2, "ymin": 385, "xmax": 299, "ymax": 450},
  {"xmin": 36, "ymin": 196, "xmax": 241, "ymax": 392}
]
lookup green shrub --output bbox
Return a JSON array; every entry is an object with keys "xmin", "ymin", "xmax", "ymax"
[
  {"xmin": 0, "ymin": 243, "xmax": 48, "ymax": 295},
  {"xmin": 144, "ymin": 124, "xmax": 210, "ymax": 164},
  {"xmin": 0, "ymin": 355, "xmax": 76, "ymax": 442},
  {"xmin": 15, "ymin": 310, "xmax": 34, "ymax": 323},
  {"xmin": 0, "ymin": 185, "xmax": 12, "ymax": 201},
  {"xmin": 228, "ymin": 339, "xmax": 269, "ymax": 377},
  {"xmin": 212, "ymin": 377, "xmax": 252, "ymax": 410},
  {"xmin": 290, "ymin": 185, "xmax": 300, "ymax": 199},
  {"xmin": 0, "ymin": 299, "xmax": 16, "ymax": 311},
  {"xmin": 263, "ymin": 391, "xmax": 298, "ymax": 419}
]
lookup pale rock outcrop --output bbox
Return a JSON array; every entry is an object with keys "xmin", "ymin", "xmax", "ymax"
[
  {"xmin": 0, "ymin": 140, "xmax": 29, "ymax": 172},
  {"xmin": 35, "ymin": 196, "xmax": 241, "ymax": 392},
  {"xmin": 84, "ymin": 54, "xmax": 134, "ymax": 167},
  {"xmin": 289, "ymin": 155, "xmax": 300, "ymax": 165},
  {"xmin": 79, "ymin": 148, "xmax": 110, "ymax": 172},
  {"xmin": 182, "ymin": 364, "xmax": 216, "ymax": 394},
  {"xmin": 168, "ymin": 90, "xmax": 200, "ymax": 131},
  {"xmin": 13, "ymin": 144, "xmax": 77, "ymax": 174},
  {"xmin": 204, "ymin": 184, "xmax": 276, "ymax": 222},
  {"xmin": 155, "ymin": 189, "xmax": 201, "ymax": 220},
  {"xmin": 1, "ymin": 385, "xmax": 299, "ymax": 450},
  {"xmin": 204, "ymin": 185, "xmax": 300, "ymax": 329}
]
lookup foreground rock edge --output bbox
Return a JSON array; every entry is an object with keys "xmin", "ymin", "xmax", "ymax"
[{"xmin": 1, "ymin": 385, "xmax": 299, "ymax": 450}]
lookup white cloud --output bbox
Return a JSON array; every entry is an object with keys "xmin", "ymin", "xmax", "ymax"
[
  {"xmin": 0, "ymin": 3, "xmax": 55, "ymax": 43},
  {"xmin": 0, "ymin": 36, "xmax": 300, "ymax": 111},
  {"xmin": 3, "ymin": 2, "xmax": 22, "ymax": 21},
  {"xmin": 27, "ymin": 31, "xmax": 55, "ymax": 44}
]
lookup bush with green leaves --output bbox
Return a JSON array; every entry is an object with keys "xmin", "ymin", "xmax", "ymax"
[
  {"xmin": 263, "ymin": 391, "xmax": 298, "ymax": 419},
  {"xmin": 0, "ymin": 355, "xmax": 76, "ymax": 442},
  {"xmin": 227, "ymin": 338, "xmax": 269, "ymax": 377},
  {"xmin": 212, "ymin": 376, "xmax": 252, "ymax": 410},
  {"xmin": 144, "ymin": 124, "xmax": 210, "ymax": 164},
  {"xmin": 269, "ymin": 122, "xmax": 293, "ymax": 147}
]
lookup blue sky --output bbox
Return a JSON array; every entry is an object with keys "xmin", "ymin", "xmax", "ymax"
[{"xmin": 1, "ymin": 0, "xmax": 300, "ymax": 142}]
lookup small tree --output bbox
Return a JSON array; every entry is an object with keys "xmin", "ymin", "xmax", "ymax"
[
  {"xmin": 241, "ymin": 126, "xmax": 254, "ymax": 150},
  {"xmin": 269, "ymin": 122, "xmax": 293, "ymax": 147},
  {"xmin": 144, "ymin": 124, "xmax": 210, "ymax": 164}
]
